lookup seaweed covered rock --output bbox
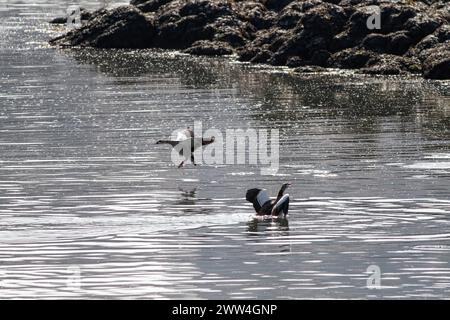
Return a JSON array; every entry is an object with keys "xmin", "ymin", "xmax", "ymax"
[
  {"xmin": 151, "ymin": 0, "xmax": 254, "ymax": 50},
  {"xmin": 49, "ymin": 0, "xmax": 450, "ymax": 79},
  {"xmin": 328, "ymin": 48, "xmax": 375, "ymax": 69},
  {"xmin": 360, "ymin": 55, "xmax": 422, "ymax": 75},
  {"xmin": 183, "ymin": 40, "xmax": 233, "ymax": 56},
  {"xmin": 422, "ymin": 42, "xmax": 450, "ymax": 79},
  {"xmin": 131, "ymin": 0, "xmax": 173, "ymax": 13},
  {"xmin": 49, "ymin": 6, "xmax": 155, "ymax": 48}
]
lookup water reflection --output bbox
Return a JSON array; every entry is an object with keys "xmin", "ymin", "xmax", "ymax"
[
  {"xmin": 63, "ymin": 48, "xmax": 236, "ymax": 88},
  {"xmin": 61, "ymin": 48, "xmax": 449, "ymax": 141},
  {"xmin": 246, "ymin": 217, "xmax": 289, "ymax": 235},
  {"xmin": 173, "ymin": 187, "xmax": 215, "ymax": 216},
  {"xmin": 246, "ymin": 218, "xmax": 291, "ymax": 254}
]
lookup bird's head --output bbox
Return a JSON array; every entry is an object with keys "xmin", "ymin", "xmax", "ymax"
[
  {"xmin": 203, "ymin": 136, "xmax": 215, "ymax": 145},
  {"xmin": 281, "ymin": 182, "xmax": 291, "ymax": 192}
]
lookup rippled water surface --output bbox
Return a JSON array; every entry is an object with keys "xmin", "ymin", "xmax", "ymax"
[{"xmin": 1, "ymin": 1, "xmax": 449, "ymax": 299}]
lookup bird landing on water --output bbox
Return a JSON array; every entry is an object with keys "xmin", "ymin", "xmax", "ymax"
[
  {"xmin": 246, "ymin": 183, "xmax": 291, "ymax": 217},
  {"xmin": 156, "ymin": 127, "xmax": 215, "ymax": 168}
]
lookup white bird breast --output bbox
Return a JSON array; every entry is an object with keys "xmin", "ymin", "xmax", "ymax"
[{"xmin": 173, "ymin": 138, "xmax": 203, "ymax": 155}]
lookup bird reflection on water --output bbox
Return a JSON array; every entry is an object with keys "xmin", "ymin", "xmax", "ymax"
[
  {"xmin": 170, "ymin": 187, "xmax": 214, "ymax": 216},
  {"xmin": 247, "ymin": 217, "xmax": 289, "ymax": 234},
  {"xmin": 178, "ymin": 187, "xmax": 197, "ymax": 204},
  {"xmin": 246, "ymin": 217, "xmax": 291, "ymax": 253}
]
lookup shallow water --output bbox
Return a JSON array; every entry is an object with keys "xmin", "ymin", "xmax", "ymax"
[{"xmin": 0, "ymin": 0, "xmax": 449, "ymax": 299}]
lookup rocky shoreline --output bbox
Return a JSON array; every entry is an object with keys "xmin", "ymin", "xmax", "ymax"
[{"xmin": 49, "ymin": 0, "xmax": 449, "ymax": 79}]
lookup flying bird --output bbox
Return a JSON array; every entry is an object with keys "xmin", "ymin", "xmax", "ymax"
[
  {"xmin": 156, "ymin": 127, "xmax": 215, "ymax": 168},
  {"xmin": 246, "ymin": 183, "xmax": 291, "ymax": 217}
]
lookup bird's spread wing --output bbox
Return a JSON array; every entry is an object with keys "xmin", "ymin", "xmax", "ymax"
[
  {"xmin": 246, "ymin": 188, "xmax": 270, "ymax": 213},
  {"xmin": 256, "ymin": 190, "xmax": 270, "ymax": 207},
  {"xmin": 157, "ymin": 140, "xmax": 179, "ymax": 147},
  {"xmin": 272, "ymin": 194, "xmax": 289, "ymax": 216}
]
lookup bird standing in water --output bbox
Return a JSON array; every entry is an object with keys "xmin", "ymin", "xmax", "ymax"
[
  {"xmin": 246, "ymin": 183, "xmax": 291, "ymax": 217},
  {"xmin": 156, "ymin": 127, "xmax": 215, "ymax": 168}
]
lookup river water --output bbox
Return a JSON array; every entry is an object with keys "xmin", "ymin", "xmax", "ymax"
[{"xmin": 0, "ymin": 0, "xmax": 449, "ymax": 299}]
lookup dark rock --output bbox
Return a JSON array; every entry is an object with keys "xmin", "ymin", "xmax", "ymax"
[
  {"xmin": 184, "ymin": 40, "xmax": 233, "ymax": 56},
  {"xmin": 49, "ymin": 6, "xmax": 154, "ymax": 48},
  {"xmin": 215, "ymin": 30, "xmax": 247, "ymax": 47},
  {"xmin": 268, "ymin": 50, "xmax": 290, "ymax": 66},
  {"xmin": 294, "ymin": 65, "xmax": 328, "ymax": 73},
  {"xmin": 234, "ymin": 1, "xmax": 275, "ymax": 29},
  {"xmin": 48, "ymin": 0, "xmax": 450, "ymax": 80},
  {"xmin": 153, "ymin": 1, "xmax": 250, "ymax": 49},
  {"xmin": 361, "ymin": 54, "xmax": 422, "ymax": 75},
  {"xmin": 238, "ymin": 47, "xmax": 261, "ymax": 62},
  {"xmin": 407, "ymin": 34, "xmax": 439, "ymax": 56},
  {"xmin": 328, "ymin": 48, "xmax": 375, "ymax": 69},
  {"xmin": 250, "ymin": 49, "xmax": 273, "ymax": 63},
  {"xmin": 323, "ymin": 0, "xmax": 341, "ymax": 4},
  {"xmin": 363, "ymin": 31, "xmax": 417, "ymax": 55},
  {"xmin": 405, "ymin": 14, "xmax": 441, "ymax": 41},
  {"xmin": 238, "ymin": 46, "xmax": 273, "ymax": 63},
  {"xmin": 422, "ymin": 42, "xmax": 450, "ymax": 79},
  {"xmin": 435, "ymin": 24, "xmax": 450, "ymax": 42},
  {"xmin": 135, "ymin": 0, "xmax": 173, "ymax": 13},
  {"xmin": 261, "ymin": 0, "xmax": 296, "ymax": 11},
  {"xmin": 283, "ymin": 0, "xmax": 323, "ymax": 13},
  {"xmin": 310, "ymin": 49, "xmax": 331, "ymax": 66},
  {"xmin": 50, "ymin": 17, "xmax": 67, "ymax": 24},
  {"xmin": 276, "ymin": 10, "xmax": 303, "ymax": 29},
  {"xmin": 362, "ymin": 33, "xmax": 390, "ymax": 52},
  {"xmin": 379, "ymin": 4, "xmax": 417, "ymax": 34},
  {"xmin": 274, "ymin": 0, "xmax": 324, "ymax": 30},
  {"xmin": 300, "ymin": 3, "xmax": 348, "ymax": 37},
  {"xmin": 388, "ymin": 31, "xmax": 415, "ymax": 55},
  {"xmin": 252, "ymin": 28, "xmax": 288, "ymax": 52},
  {"xmin": 330, "ymin": 30, "xmax": 358, "ymax": 52},
  {"xmin": 130, "ymin": 0, "xmax": 149, "ymax": 5},
  {"xmin": 210, "ymin": 16, "xmax": 255, "ymax": 47},
  {"xmin": 361, "ymin": 64, "xmax": 402, "ymax": 75},
  {"xmin": 268, "ymin": 2, "xmax": 348, "ymax": 66},
  {"xmin": 286, "ymin": 56, "xmax": 305, "ymax": 67},
  {"xmin": 154, "ymin": 14, "xmax": 212, "ymax": 49},
  {"xmin": 405, "ymin": 23, "xmax": 449, "ymax": 58},
  {"xmin": 347, "ymin": 6, "xmax": 379, "ymax": 38},
  {"xmin": 346, "ymin": 3, "xmax": 414, "ymax": 36},
  {"xmin": 179, "ymin": 0, "xmax": 232, "ymax": 18}
]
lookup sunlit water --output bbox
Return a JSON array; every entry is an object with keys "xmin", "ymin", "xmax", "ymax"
[{"xmin": 0, "ymin": 0, "xmax": 449, "ymax": 299}]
